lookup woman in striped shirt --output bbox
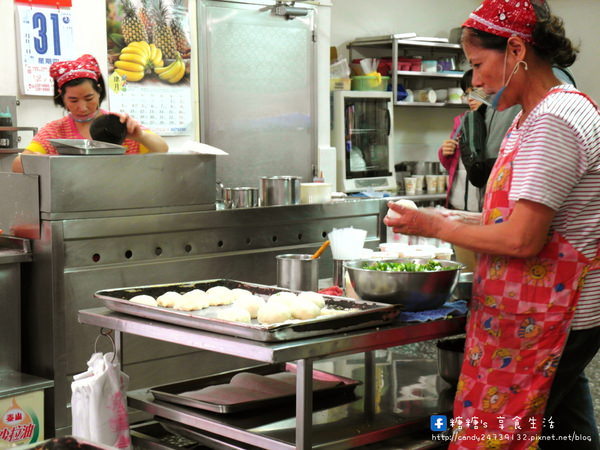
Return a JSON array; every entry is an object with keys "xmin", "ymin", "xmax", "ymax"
[
  {"xmin": 12, "ymin": 54, "xmax": 167, "ymax": 172},
  {"xmin": 385, "ymin": 0, "xmax": 599, "ymax": 447}
]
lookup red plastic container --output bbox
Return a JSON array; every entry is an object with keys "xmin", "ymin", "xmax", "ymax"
[{"xmin": 377, "ymin": 58, "xmax": 422, "ymax": 75}]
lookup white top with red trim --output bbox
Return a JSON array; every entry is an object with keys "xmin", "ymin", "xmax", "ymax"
[{"xmin": 503, "ymin": 85, "xmax": 600, "ymax": 330}]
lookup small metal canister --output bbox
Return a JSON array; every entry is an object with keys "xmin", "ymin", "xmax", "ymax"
[
  {"xmin": 276, "ymin": 254, "xmax": 318, "ymax": 292},
  {"xmin": 231, "ymin": 187, "xmax": 258, "ymax": 208},
  {"xmin": 260, "ymin": 176, "xmax": 301, "ymax": 206},
  {"xmin": 223, "ymin": 187, "xmax": 259, "ymax": 209}
]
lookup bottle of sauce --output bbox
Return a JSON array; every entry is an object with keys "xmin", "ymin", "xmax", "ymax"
[{"xmin": 0, "ymin": 108, "xmax": 13, "ymax": 149}]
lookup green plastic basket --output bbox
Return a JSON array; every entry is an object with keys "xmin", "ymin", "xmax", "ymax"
[{"xmin": 351, "ymin": 76, "xmax": 390, "ymax": 91}]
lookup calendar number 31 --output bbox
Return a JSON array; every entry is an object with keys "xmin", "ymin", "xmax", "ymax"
[{"xmin": 32, "ymin": 12, "xmax": 62, "ymax": 55}]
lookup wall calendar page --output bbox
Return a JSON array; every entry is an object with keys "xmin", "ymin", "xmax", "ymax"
[
  {"xmin": 15, "ymin": 4, "xmax": 76, "ymax": 96},
  {"xmin": 108, "ymin": 82, "xmax": 192, "ymax": 136},
  {"xmin": 105, "ymin": 0, "xmax": 192, "ymax": 136}
]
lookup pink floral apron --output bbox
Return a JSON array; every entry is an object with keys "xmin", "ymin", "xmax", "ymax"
[{"xmin": 450, "ymin": 89, "xmax": 600, "ymax": 449}]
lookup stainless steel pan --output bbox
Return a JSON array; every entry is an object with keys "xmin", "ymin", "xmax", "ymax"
[{"xmin": 95, "ymin": 279, "xmax": 401, "ymax": 342}]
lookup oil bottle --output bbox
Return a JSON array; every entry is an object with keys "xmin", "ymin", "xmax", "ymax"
[{"xmin": 0, "ymin": 108, "xmax": 13, "ymax": 149}]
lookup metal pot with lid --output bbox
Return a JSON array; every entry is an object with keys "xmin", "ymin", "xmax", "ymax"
[{"xmin": 259, "ymin": 176, "xmax": 301, "ymax": 206}]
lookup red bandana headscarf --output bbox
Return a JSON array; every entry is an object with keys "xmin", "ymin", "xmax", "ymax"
[
  {"xmin": 463, "ymin": 0, "xmax": 539, "ymax": 44},
  {"xmin": 49, "ymin": 54, "xmax": 101, "ymax": 88}
]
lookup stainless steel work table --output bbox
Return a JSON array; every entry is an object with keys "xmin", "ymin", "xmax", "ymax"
[{"xmin": 79, "ymin": 307, "xmax": 465, "ymax": 449}]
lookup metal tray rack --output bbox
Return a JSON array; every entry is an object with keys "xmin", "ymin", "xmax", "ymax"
[
  {"xmin": 95, "ymin": 279, "xmax": 401, "ymax": 342},
  {"xmin": 150, "ymin": 362, "xmax": 360, "ymax": 414},
  {"xmin": 79, "ymin": 306, "xmax": 467, "ymax": 449}
]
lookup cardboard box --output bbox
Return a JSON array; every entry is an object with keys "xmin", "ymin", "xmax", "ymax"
[
  {"xmin": 0, "ymin": 391, "xmax": 44, "ymax": 448},
  {"xmin": 330, "ymin": 78, "xmax": 351, "ymax": 91}
]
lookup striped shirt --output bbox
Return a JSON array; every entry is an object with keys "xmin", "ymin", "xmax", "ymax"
[
  {"xmin": 26, "ymin": 109, "xmax": 148, "ymax": 155},
  {"xmin": 503, "ymin": 85, "xmax": 600, "ymax": 330}
]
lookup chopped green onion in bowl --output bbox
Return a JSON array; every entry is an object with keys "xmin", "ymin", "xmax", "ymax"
[{"xmin": 361, "ymin": 260, "xmax": 452, "ymax": 272}]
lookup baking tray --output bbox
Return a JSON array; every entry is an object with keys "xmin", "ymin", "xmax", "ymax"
[
  {"xmin": 49, "ymin": 138, "xmax": 126, "ymax": 155},
  {"xmin": 20, "ymin": 436, "xmax": 116, "ymax": 449},
  {"xmin": 95, "ymin": 279, "xmax": 401, "ymax": 342},
  {"xmin": 150, "ymin": 362, "xmax": 360, "ymax": 414},
  {"xmin": 158, "ymin": 418, "xmax": 262, "ymax": 449}
]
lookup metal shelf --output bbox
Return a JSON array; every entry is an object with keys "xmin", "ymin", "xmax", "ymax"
[
  {"xmin": 349, "ymin": 36, "xmax": 462, "ymax": 52},
  {"xmin": 348, "ymin": 35, "xmax": 466, "ymax": 109},
  {"xmin": 0, "ymin": 126, "xmax": 38, "ymax": 152},
  {"xmin": 395, "ymin": 70, "xmax": 464, "ymax": 79},
  {"xmin": 349, "ymin": 128, "xmax": 385, "ymax": 134},
  {"xmin": 394, "ymin": 101, "xmax": 468, "ymax": 108},
  {"xmin": 128, "ymin": 388, "xmax": 438, "ymax": 450},
  {"xmin": 0, "ymin": 126, "xmax": 38, "ymax": 132},
  {"xmin": 79, "ymin": 307, "xmax": 466, "ymax": 449}
]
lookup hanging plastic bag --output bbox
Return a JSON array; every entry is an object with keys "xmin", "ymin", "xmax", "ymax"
[{"xmin": 71, "ymin": 351, "xmax": 131, "ymax": 449}]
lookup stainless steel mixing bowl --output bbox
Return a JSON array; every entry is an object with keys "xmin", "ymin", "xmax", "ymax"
[{"xmin": 344, "ymin": 258, "xmax": 464, "ymax": 311}]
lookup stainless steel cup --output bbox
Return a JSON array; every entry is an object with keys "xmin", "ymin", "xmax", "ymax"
[
  {"xmin": 276, "ymin": 254, "xmax": 318, "ymax": 291},
  {"xmin": 223, "ymin": 187, "xmax": 234, "ymax": 209},
  {"xmin": 260, "ymin": 176, "xmax": 302, "ymax": 206},
  {"xmin": 215, "ymin": 180, "xmax": 225, "ymax": 203},
  {"xmin": 223, "ymin": 187, "xmax": 259, "ymax": 209},
  {"xmin": 231, "ymin": 187, "xmax": 259, "ymax": 208},
  {"xmin": 333, "ymin": 259, "xmax": 346, "ymax": 288}
]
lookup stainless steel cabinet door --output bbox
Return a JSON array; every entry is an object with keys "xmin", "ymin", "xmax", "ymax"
[{"xmin": 198, "ymin": 0, "xmax": 316, "ymax": 187}]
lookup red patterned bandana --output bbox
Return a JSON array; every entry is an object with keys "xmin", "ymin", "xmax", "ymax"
[
  {"xmin": 49, "ymin": 54, "xmax": 101, "ymax": 88},
  {"xmin": 463, "ymin": 0, "xmax": 538, "ymax": 43}
]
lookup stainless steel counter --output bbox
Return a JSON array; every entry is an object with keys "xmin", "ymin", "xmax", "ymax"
[
  {"xmin": 21, "ymin": 196, "xmax": 385, "ymax": 435},
  {"xmin": 20, "ymin": 153, "xmax": 217, "ymax": 217},
  {"xmin": 78, "ymin": 308, "xmax": 464, "ymax": 363},
  {"xmin": 0, "ymin": 236, "xmax": 31, "ymax": 371},
  {"xmin": 2, "ymin": 154, "xmax": 445, "ymax": 435},
  {"xmin": 78, "ymin": 307, "xmax": 465, "ymax": 449},
  {"xmin": 0, "ymin": 370, "xmax": 53, "ymax": 399}
]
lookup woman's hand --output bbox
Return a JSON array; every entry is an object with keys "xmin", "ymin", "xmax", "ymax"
[
  {"xmin": 383, "ymin": 202, "xmax": 446, "ymax": 238},
  {"xmin": 115, "ymin": 112, "xmax": 144, "ymax": 141},
  {"xmin": 114, "ymin": 112, "xmax": 168, "ymax": 153},
  {"xmin": 441, "ymin": 139, "xmax": 458, "ymax": 156},
  {"xmin": 384, "ymin": 200, "xmax": 554, "ymax": 259}
]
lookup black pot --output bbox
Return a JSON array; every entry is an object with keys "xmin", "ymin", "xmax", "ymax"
[
  {"xmin": 436, "ymin": 338, "xmax": 465, "ymax": 386},
  {"xmin": 90, "ymin": 114, "xmax": 128, "ymax": 145}
]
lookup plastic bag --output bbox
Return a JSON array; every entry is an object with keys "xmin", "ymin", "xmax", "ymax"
[
  {"xmin": 330, "ymin": 58, "xmax": 350, "ymax": 79},
  {"xmin": 71, "ymin": 352, "xmax": 131, "ymax": 449}
]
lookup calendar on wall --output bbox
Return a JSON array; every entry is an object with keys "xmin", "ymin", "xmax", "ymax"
[
  {"xmin": 15, "ymin": 4, "xmax": 76, "ymax": 96},
  {"xmin": 105, "ymin": 0, "xmax": 192, "ymax": 136},
  {"xmin": 108, "ymin": 82, "xmax": 192, "ymax": 135}
]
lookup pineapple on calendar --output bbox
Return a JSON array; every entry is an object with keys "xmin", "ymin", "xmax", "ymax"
[
  {"xmin": 105, "ymin": 0, "xmax": 193, "ymax": 136},
  {"xmin": 107, "ymin": 0, "xmax": 191, "ymax": 85}
]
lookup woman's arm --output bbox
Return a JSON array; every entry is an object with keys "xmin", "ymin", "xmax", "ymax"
[
  {"xmin": 438, "ymin": 114, "xmax": 464, "ymax": 170},
  {"xmin": 116, "ymin": 112, "xmax": 168, "ymax": 153},
  {"xmin": 136, "ymin": 130, "xmax": 169, "ymax": 153},
  {"xmin": 436, "ymin": 207, "xmax": 483, "ymax": 225},
  {"xmin": 11, "ymin": 150, "xmax": 38, "ymax": 173},
  {"xmin": 384, "ymin": 199, "xmax": 555, "ymax": 258}
]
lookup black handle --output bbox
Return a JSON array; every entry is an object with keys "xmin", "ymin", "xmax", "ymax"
[{"xmin": 385, "ymin": 108, "xmax": 391, "ymax": 137}]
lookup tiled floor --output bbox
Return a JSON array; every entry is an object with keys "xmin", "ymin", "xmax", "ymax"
[{"xmin": 588, "ymin": 351, "xmax": 600, "ymax": 426}]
